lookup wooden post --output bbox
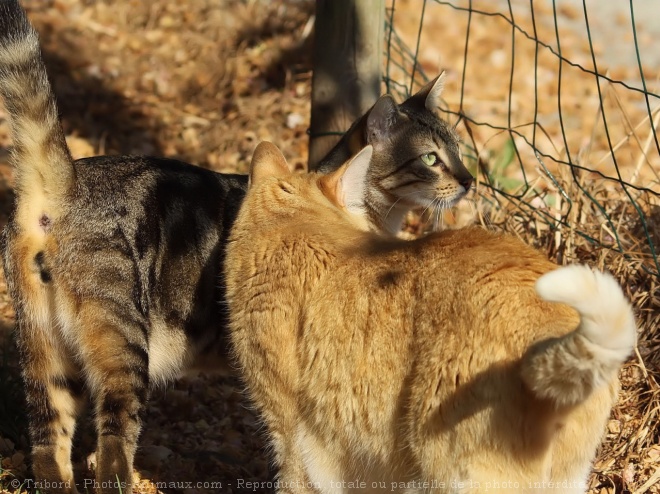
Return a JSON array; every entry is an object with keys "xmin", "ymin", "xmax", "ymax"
[{"xmin": 308, "ymin": 0, "xmax": 384, "ymax": 170}]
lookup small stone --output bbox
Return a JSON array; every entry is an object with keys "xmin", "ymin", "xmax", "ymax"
[
  {"xmin": 194, "ymin": 419, "xmax": 209, "ymax": 430},
  {"xmin": 286, "ymin": 112, "xmax": 305, "ymax": 129},
  {"xmin": 159, "ymin": 15, "xmax": 175, "ymax": 28},
  {"xmin": 622, "ymin": 463, "xmax": 635, "ymax": 484},
  {"xmin": 607, "ymin": 420, "xmax": 621, "ymax": 434}
]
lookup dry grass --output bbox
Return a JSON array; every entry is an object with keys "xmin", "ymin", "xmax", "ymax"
[
  {"xmin": 0, "ymin": 0, "xmax": 658, "ymax": 493},
  {"xmin": 436, "ymin": 101, "xmax": 660, "ymax": 492},
  {"xmin": 400, "ymin": 1, "xmax": 660, "ymax": 491},
  {"xmin": 471, "ymin": 172, "xmax": 660, "ymax": 493}
]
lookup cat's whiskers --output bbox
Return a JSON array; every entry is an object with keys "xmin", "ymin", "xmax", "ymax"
[
  {"xmin": 410, "ymin": 193, "xmax": 458, "ymax": 232},
  {"xmin": 420, "ymin": 196, "xmax": 443, "ymax": 232},
  {"xmin": 470, "ymin": 198, "xmax": 493, "ymax": 228},
  {"xmin": 484, "ymin": 210, "xmax": 493, "ymax": 228},
  {"xmin": 419, "ymin": 197, "xmax": 437, "ymax": 222},
  {"xmin": 431, "ymin": 199, "xmax": 442, "ymax": 232},
  {"xmin": 383, "ymin": 190, "xmax": 422, "ymax": 223},
  {"xmin": 446, "ymin": 207, "xmax": 456, "ymax": 226},
  {"xmin": 466, "ymin": 199, "xmax": 482, "ymax": 227},
  {"xmin": 439, "ymin": 199, "xmax": 451, "ymax": 231},
  {"xmin": 433, "ymin": 199, "xmax": 443, "ymax": 232}
]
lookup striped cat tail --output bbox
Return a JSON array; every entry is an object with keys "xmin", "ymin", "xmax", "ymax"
[
  {"xmin": 521, "ymin": 265, "xmax": 637, "ymax": 408},
  {"xmin": 0, "ymin": 0, "xmax": 74, "ymax": 205}
]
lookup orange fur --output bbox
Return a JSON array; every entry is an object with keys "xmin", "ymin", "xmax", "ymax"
[{"xmin": 225, "ymin": 143, "xmax": 637, "ymax": 494}]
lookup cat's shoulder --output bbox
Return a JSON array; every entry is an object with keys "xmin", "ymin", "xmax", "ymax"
[
  {"xmin": 421, "ymin": 225, "xmax": 505, "ymax": 247},
  {"xmin": 412, "ymin": 226, "xmax": 546, "ymax": 262}
]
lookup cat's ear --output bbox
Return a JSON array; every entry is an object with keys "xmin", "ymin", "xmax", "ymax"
[
  {"xmin": 249, "ymin": 142, "xmax": 290, "ymax": 186},
  {"xmin": 366, "ymin": 95, "xmax": 403, "ymax": 143},
  {"xmin": 404, "ymin": 71, "xmax": 446, "ymax": 112},
  {"xmin": 324, "ymin": 145, "xmax": 373, "ymax": 214}
]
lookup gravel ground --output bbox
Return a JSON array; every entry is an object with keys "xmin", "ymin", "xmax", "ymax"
[{"xmin": 0, "ymin": 1, "xmax": 658, "ymax": 493}]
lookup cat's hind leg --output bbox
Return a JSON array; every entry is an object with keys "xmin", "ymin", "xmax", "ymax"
[
  {"xmin": 75, "ymin": 302, "xmax": 150, "ymax": 494},
  {"xmin": 267, "ymin": 431, "xmax": 319, "ymax": 494},
  {"xmin": 549, "ymin": 380, "xmax": 618, "ymax": 494},
  {"xmin": 293, "ymin": 424, "xmax": 345, "ymax": 494},
  {"xmin": 17, "ymin": 307, "xmax": 85, "ymax": 494},
  {"xmin": 6, "ymin": 237, "xmax": 85, "ymax": 494}
]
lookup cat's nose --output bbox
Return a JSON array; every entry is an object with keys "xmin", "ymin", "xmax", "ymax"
[{"xmin": 460, "ymin": 176, "xmax": 473, "ymax": 192}]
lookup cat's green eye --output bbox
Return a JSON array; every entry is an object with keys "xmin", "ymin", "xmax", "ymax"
[{"xmin": 421, "ymin": 153, "xmax": 438, "ymax": 167}]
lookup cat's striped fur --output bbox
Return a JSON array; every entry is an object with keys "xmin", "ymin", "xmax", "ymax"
[
  {"xmin": 0, "ymin": 1, "xmax": 472, "ymax": 492},
  {"xmin": 0, "ymin": 4, "xmax": 249, "ymax": 493},
  {"xmin": 318, "ymin": 74, "xmax": 474, "ymax": 234}
]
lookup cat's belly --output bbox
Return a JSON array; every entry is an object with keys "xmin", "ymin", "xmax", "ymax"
[
  {"xmin": 147, "ymin": 318, "xmax": 193, "ymax": 385},
  {"xmin": 147, "ymin": 317, "xmax": 233, "ymax": 384}
]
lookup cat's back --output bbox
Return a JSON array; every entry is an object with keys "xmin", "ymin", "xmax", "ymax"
[
  {"xmin": 70, "ymin": 155, "xmax": 247, "ymax": 216},
  {"xmin": 48, "ymin": 156, "xmax": 248, "ymax": 338},
  {"xmin": 388, "ymin": 227, "xmax": 573, "ymax": 339},
  {"xmin": 331, "ymin": 226, "xmax": 556, "ymax": 294},
  {"xmin": 308, "ymin": 225, "xmax": 576, "ymax": 378},
  {"xmin": 300, "ymin": 226, "xmax": 579, "ymax": 453},
  {"xmin": 58, "ymin": 155, "xmax": 247, "ymax": 248}
]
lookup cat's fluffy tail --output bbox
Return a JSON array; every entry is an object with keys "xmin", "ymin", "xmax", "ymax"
[
  {"xmin": 521, "ymin": 265, "xmax": 637, "ymax": 408},
  {"xmin": 0, "ymin": 0, "xmax": 73, "ymax": 204}
]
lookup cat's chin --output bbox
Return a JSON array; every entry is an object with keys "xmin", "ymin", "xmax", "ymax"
[
  {"xmin": 346, "ymin": 211, "xmax": 372, "ymax": 232},
  {"xmin": 401, "ymin": 191, "xmax": 468, "ymax": 211},
  {"xmin": 445, "ymin": 191, "xmax": 470, "ymax": 208}
]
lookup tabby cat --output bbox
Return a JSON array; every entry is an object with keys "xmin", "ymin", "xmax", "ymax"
[
  {"xmin": 317, "ymin": 72, "xmax": 474, "ymax": 233},
  {"xmin": 225, "ymin": 142, "xmax": 637, "ymax": 494},
  {"xmin": 0, "ymin": 1, "xmax": 471, "ymax": 492}
]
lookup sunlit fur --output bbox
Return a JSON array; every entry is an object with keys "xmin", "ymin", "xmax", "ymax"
[
  {"xmin": 0, "ymin": 3, "xmax": 248, "ymax": 493},
  {"xmin": 225, "ymin": 143, "xmax": 637, "ymax": 494},
  {"xmin": 0, "ymin": 4, "xmax": 472, "ymax": 492},
  {"xmin": 318, "ymin": 74, "xmax": 474, "ymax": 234}
]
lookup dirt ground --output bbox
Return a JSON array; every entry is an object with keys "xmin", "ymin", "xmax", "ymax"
[{"xmin": 0, "ymin": 1, "xmax": 658, "ymax": 493}]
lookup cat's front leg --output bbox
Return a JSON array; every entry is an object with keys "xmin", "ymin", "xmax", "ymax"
[
  {"xmin": 77, "ymin": 302, "xmax": 150, "ymax": 494},
  {"xmin": 18, "ymin": 321, "xmax": 84, "ymax": 494},
  {"xmin": 291, "ymin": 424, "xmax": 350, "ymax": 494},
  {"xmin": 275, "ymin": 441, "xmax": 320, "ymax": 494}
]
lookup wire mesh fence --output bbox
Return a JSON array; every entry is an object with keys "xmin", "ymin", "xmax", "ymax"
[{"xmin": 384, "ymin": 0, "xmax": 660, "ymax": 277}]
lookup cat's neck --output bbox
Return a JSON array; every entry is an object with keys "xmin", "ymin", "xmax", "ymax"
[{"xmin": 364, "ymin": 187, "xmax": 408, "ymax": 235}]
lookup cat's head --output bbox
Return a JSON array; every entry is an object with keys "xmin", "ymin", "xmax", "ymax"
[
  {"xmin": 241, "ymin": 142, "xmax": 374, "ymax": 235},
  {"xmin": 362, "ymin": 73, "xmax": 473, "ymax": 230}
]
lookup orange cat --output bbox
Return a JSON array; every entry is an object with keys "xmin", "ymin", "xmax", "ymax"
[{"xmin": 225, "ymin": 143, "xmax": 637, "ymax": 493}]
